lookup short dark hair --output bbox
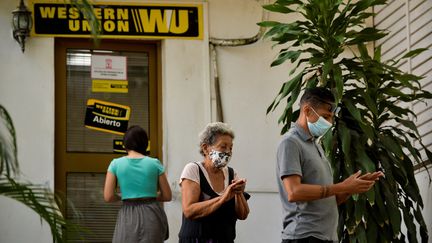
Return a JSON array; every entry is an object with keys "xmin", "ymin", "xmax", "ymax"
[
  {"xmin": 300, "ymin": 87, "xmax": 335, "ymax": 110},
  {"xmin": 123, "ymin": 125, "xmax": 149, "ymax": 155}
]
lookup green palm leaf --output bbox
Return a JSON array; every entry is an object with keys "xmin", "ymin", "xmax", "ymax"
[
  {"xmin": 1, "ymin": 0, "xmax": 102, "ymax": 240},
  {"xmin": 0, "ymin": 105, "xmax": 18, "ymax": 176},
  {"xmin": 1, "ymin": 104, "xmax": 82, "ymax": 242},
  {"xmin": 70, "ymin": 0, "xmax": 102, "ymax": 40},
  {"xmin": 0, "ymin": 177, "xmax": 83, "ymax": 242}
]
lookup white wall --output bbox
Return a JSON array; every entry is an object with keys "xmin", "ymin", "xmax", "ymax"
[
  {"xmin": 415, "ymin": 166, "xmax": 432, "ymax": 240},
  {"xmin": 162, "ymin": 36, "xmax": 213, "ymax": 239},
  {"xmin": 0, "ymin": 0, "xmax": 55, "ymax": 242},
  {"xmin": 375, "ymin": 0, "xmax": 432, "ymax": 238},
  {"xmin": 0, "ymin": 0, "xmax": 430, "ymax": 243},
  {"xmin": 161, "ymin": 1, "xmax": 290, "ymax": 242}
]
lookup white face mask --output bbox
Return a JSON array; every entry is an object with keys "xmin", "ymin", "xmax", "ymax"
[
  {"xmin": 307, "ymin": 107, "xmax": 332, "ymax": 137},
  {"xmin": 209, "ymin": 149, "xmax": 232, "ymax": 168}
]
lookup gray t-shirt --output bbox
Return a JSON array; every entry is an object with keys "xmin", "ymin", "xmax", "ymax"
[{"xmin": 276, "ymin": 123, "xmax": 338, "ymax": 241}]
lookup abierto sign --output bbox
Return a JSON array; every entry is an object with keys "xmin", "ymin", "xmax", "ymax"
[
  {"xmin": 31, "ymin": 1, "xmax": 203, "ymax": 39},
  {"xmin": 84, "ymin": 99, "xmax": 131, "ymax": 135}
]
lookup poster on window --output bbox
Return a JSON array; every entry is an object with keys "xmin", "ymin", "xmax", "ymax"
[
  {"xmin": 84, "ymin": 99, "xmax": 131, "ymax": 135},
  {"xmin": 91, "ymin": 55, "xmax": 127, "ymax": 80}
]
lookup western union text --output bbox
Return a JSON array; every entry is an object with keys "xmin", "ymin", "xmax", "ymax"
[
  {"xmin": 95, "ymin": 104, "xmax": 122, "ymax": 117},
  {"xmin": 37, "ymin": 6, "xmax": 190, "ymax": 34}
]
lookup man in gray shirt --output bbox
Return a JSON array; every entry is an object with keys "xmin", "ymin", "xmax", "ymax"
[{"xmin": 276, "ymin": 87, "xmax": 383, "ymax": 243}]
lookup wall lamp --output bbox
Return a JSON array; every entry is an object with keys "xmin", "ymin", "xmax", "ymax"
[{"xmin": 12, "ymin": 0, "xmax": 32, "ymax": 53}]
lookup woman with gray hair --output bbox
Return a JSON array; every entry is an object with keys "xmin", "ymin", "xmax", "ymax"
[{"xmin": 178, "ymin": 122, "xmax": 250, "ymax": 243}]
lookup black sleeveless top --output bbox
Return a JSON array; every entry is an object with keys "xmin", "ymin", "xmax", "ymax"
[{"xmin": 178, "ymin": 163, "xmax": 237, "ymax": 243}]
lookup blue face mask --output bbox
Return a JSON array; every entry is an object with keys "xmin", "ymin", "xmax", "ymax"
[{"xmin": 307, "ymin": 108, "xmax": 332, "ymax": 137}]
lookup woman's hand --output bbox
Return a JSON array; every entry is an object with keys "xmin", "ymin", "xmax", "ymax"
[
  {"xmin": 231, "ymin": 178, "xmax": 249, "ymax": 220},
  {"xmin": 182, "ymin": 178, "xmax": 231, "ymax": 219},
  {"xmin": 231, "ymin": 178, "xmax": 246, "ymax": 194},
  {"xmin": 157, "ymin": 172, "xmax": 172, "ymax": 202},
  {"xmin": 220, "ymin": 180, "xmax": 241, "ymax": 202}
]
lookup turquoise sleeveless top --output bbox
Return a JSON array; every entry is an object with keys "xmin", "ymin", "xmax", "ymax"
[{"xmin": 107, "ymin": 156, "xmax": 165, "ymax": 200}]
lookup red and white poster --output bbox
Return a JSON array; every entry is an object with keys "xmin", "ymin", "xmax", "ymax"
[{"xmin": 91, "ymin": 55, "xmax": 127, "ymax": 80}]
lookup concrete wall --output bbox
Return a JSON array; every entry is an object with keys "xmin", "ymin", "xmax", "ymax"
[
  {"xmin": 415, "ymin": 167, "xmax": 432, "ymax": 240},
  {"xmin": 0, "ymin": 0, "xmax": 430, "ymax": 243},
  {"xmin": 0, "ymin": 0, "xmax": 55, "ymax": 242},
  {"xmin": 162, "ymin": 1, "xmax": 285, "ymax": 242}
]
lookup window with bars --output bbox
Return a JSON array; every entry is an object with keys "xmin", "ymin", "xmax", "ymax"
[{"xmin": 66, "ymin": 173, "xmax": 121, "ymax": 243}]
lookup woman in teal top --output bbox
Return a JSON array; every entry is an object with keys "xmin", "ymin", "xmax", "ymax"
[{"xmin": 104, "ymin": 125, "xmax": 172, "ymax": 243}]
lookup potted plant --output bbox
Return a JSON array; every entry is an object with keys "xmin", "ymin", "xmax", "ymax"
[{"xmin": 260, "ymin": 0, "xmax": 431, "ymax": 242}]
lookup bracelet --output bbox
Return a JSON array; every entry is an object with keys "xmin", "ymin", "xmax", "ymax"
[
  {"xmin": 324, "ymin": 185, "xmax": 330, "ymax": 198},
  {"xmin": 320, "ymin": 185, "xmax": 330, "ymax": 199}
]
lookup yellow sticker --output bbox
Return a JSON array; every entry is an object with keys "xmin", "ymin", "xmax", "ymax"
[
  {"xmin": 113, "ymin": 139, "xmax": 151, "ymax": 154},
  {"xmin": 92, "ymin": 80, "xmax": 128, "ymax": 93},
  {"xmin": 85, "ymin": 99, "xmax": 131, "ymax": 135}
]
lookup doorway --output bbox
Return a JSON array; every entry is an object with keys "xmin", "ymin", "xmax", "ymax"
[{"xmin": 54, "ymin": 38, "xmax": 161, "ymax": 242}]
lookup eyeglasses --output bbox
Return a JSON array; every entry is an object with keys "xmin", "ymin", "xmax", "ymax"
[{"xmin": 318, "ymin": 99, "xmax": 340, "ymax": 116}]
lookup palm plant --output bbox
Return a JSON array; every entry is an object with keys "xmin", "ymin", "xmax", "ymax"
[
  {"xmin": 260, "ymin": 0, "xmax": 431, "ymax": 242},
  {"xmin": 70, "ymin": 0, "xmax": 101, "ymax": 38},
  {"xmin": 0, "ymin": 105, "xmax": 82, "ymax": 242},
  {"xmin": 0, "ymin": 0, "xmax": 101, "ymax": 240},
  {"xmin": 1, "ymin": 1, "xmax": 97, "ymax": 242}
]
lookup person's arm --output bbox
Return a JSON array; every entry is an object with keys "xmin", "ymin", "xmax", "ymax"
[
  {"xmin": 104, "ymin": 171, "xmax": 121, "ymax": 202},
  {"xmin": 334, "ymin": 172, "xmax": 383, "ymax": 204},
  {"xmin": 157, "ymin": 172, "xmax": 172, "ymax": 202},
  {"xmin": 335, "ymin": 193, "xmax": 351, "ymax": 205},
  {"xmin": 181, "ymin": 179, "xmax": 237, "ymax": 220},
  {"xmin": 282, "ymin": 171, "xmax": 381, "ymax": 203},
  {"xmin": 232, "ymin": 179, "xmax": 249, "ymax": 220}
]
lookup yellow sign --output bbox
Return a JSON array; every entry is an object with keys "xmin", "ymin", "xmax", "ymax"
[
  {"xmin": 113, "ymin": 139, "xmax": 150, "ymax": 154},
  {"xmin": 92, "ymin": 80, "xmax": 128, "ymax": 93},
  {"xmin": 84, "ymin": 99, "xmax": 131, "ymax": 135},
  {"xmin": 31, "ymin": 1, "xmax": 203, "ymax": 39}
]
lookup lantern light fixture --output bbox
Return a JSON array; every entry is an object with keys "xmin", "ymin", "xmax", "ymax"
[{"xmin": 12, "ymin": 0, "xmax": 32, "ymax": 53}]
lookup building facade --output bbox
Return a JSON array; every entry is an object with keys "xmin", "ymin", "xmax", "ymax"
[{"xmin": 0, "ymin": 0, "xmax": 430, "ymax": 242}]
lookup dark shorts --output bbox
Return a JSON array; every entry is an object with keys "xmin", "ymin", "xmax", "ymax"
[{"xmin": 282, "ymin": 236, "xmax": 334, "ymax": 243}]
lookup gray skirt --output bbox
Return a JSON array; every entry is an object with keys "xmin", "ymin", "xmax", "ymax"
[{"xmin": 113, "ymin": 200, "xmax": 169, "ymax": 243}]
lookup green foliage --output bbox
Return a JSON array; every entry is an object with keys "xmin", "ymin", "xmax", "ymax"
[
  {"xmin": 261, "ymin": 0, "xmax": 431, "ymax": 242},
  {"xmin": 1, "ymin": 2, "xmax": 96, "ymax": 241},
  {"xmin": 0, "ymin": 105, "xmax": 80, "ymax": 242},
  {"xmin": 0, "ymin": 2, "xmax": 98, "ymax": 241},
  {"xmin": 70, "ymin": 0, "xmax": 102, "ymax": 39}
]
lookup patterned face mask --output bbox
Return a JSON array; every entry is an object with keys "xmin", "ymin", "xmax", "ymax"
[{"xmin": 209, "ymin": 149, "xmax": 232, "ymax": 168}]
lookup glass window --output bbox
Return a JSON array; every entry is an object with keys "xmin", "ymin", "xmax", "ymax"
[{"xmin": 66, "ymin": 49, "xmax": 150, "ymax": 153}]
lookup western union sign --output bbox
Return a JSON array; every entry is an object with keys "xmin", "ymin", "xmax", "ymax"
[
  {"xmin": 84, "ymin": 99, "xmax": 131, "ymax": 135},
  {"xmin": 31, "ymin": 1, "xmax": 203, "ymax": 39}
]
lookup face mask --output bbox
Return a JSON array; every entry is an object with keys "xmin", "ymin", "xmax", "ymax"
[
  {"xmin": 209, "ymin": 149, "xmax": 232, "ymax": 168},
  {"xmin": 307, "ymin": 108, "xmax": 332, "ymax": 137}
]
